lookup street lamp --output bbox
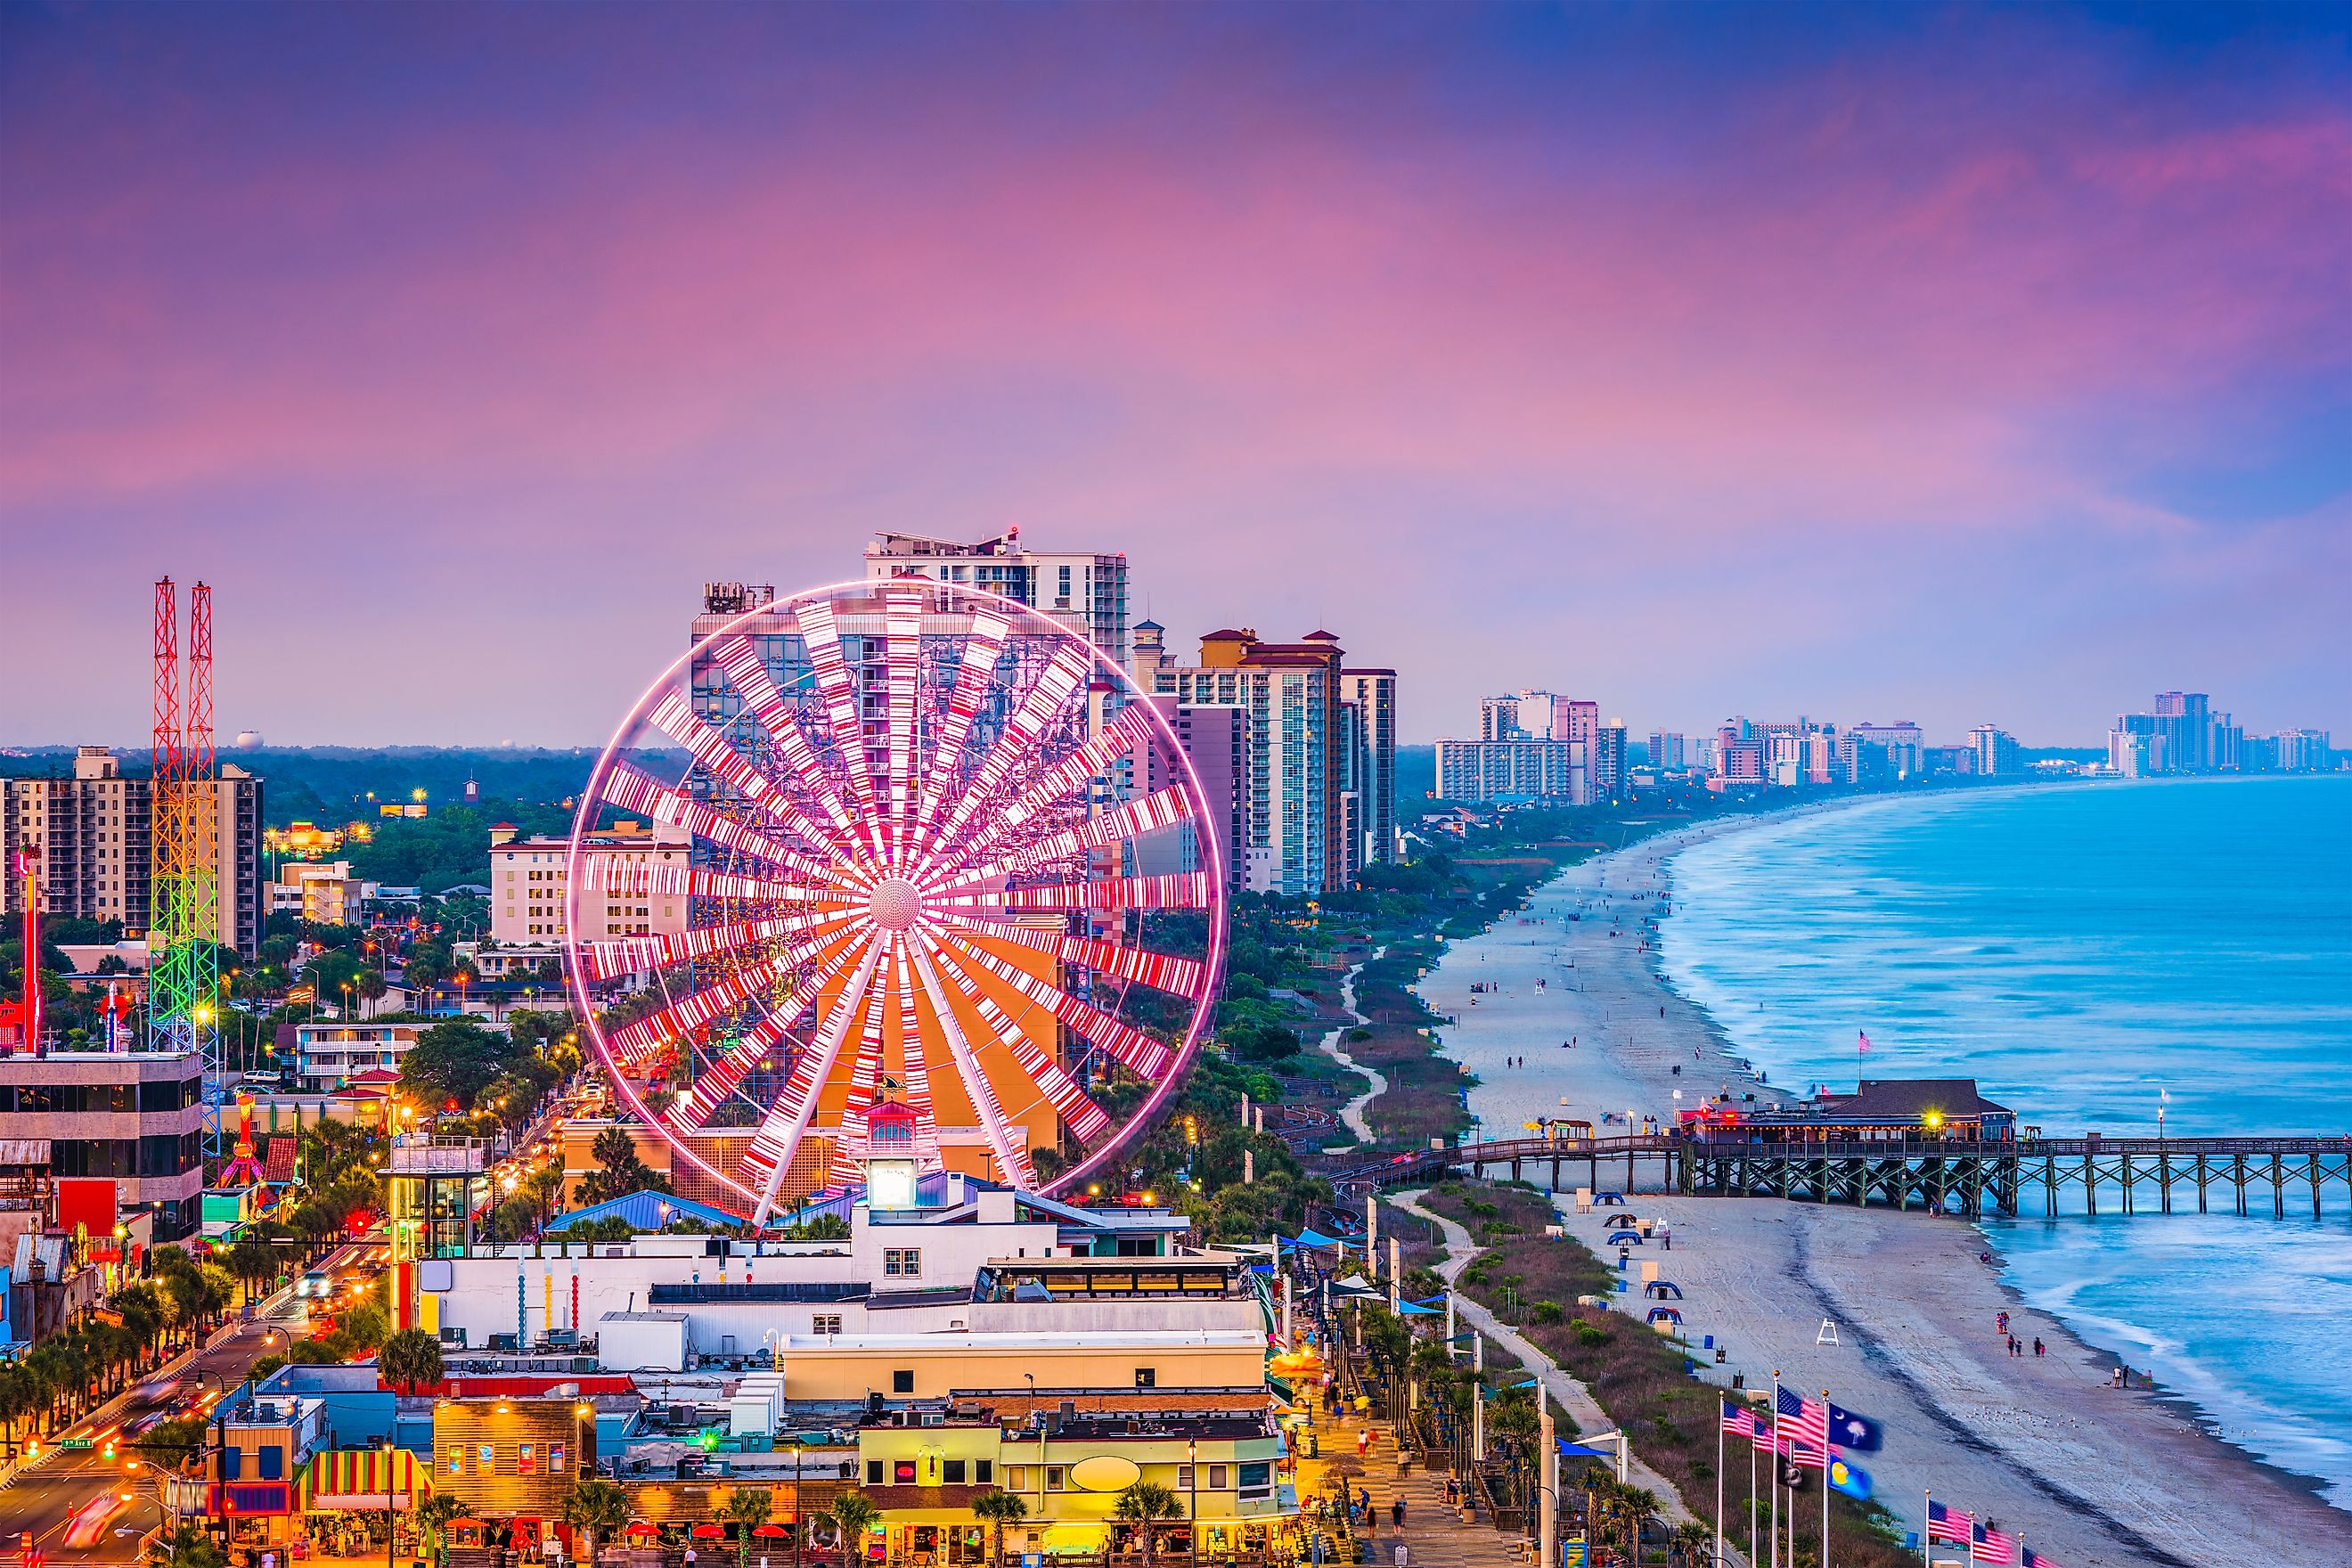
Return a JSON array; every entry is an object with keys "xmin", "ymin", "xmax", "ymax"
[{"xmin": 1187, "ymin": 1439, "xmax": 1198, "ymax": 1561}]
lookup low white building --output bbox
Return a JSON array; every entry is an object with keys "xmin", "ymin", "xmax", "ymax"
[{"xmin": 295, "ymin": 1021, "xmax": 425, "ymax": 1090}]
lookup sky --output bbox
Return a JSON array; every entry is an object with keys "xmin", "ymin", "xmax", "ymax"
[{"xmin": 3, "ymin": 2, "xmax": 2346, "ymax": 748}]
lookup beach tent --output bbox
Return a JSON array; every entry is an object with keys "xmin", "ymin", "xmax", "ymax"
[
  {"xmin": 1646, "ymin": 1306, "xmax": 1683, "ymax": 1325},
  {"xmin": 1605, "ymin": 1230, "xmax": 1644, "ymax": 1246},
  {"xmin": 1290, "ymin": 1229, "xmax": 1347, "ymax": 1251},
  {"xmin": 1593, "ymin": 1192, "xmax": 1627, "ymax": 1205},
  {"xmin": 1644, "ymin": 1282, "xmax": 1684, "ymax": 1300}
]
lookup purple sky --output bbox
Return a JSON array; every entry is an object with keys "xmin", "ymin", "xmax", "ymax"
[{"xmin": 3, "ymin": 4, "xmax": 2345, "ymax": 747}]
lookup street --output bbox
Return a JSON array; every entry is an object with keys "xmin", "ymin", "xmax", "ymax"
[{"xmin": 0, "ymin": 1254, "xmax": 340, "ymax": 1568}]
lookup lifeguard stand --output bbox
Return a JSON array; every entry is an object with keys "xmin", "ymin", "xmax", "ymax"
[{"xmin": 386, "ymin": 1135, "xmax": 485, "ymax": 1333}]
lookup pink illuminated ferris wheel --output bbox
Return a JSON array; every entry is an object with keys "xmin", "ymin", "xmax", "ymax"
[{"xmin": 563, "ymin": 579, "xmax": 1227, "ymax": 1221}]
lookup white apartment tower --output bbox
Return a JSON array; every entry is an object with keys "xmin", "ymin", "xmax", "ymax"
[{"xmin": 864, "ymin": 529, "xmax": 1131, "ymax": 663}]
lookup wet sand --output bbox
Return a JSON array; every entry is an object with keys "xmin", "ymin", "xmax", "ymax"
[{"xmin": 1409, "ymin": 813, "xmax": 2352, "ymax": 1567}]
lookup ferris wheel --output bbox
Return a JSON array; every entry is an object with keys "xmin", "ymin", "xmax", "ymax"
[{"xmin": 563, "ymin": 579, "xmax": 1227, "ymax": 1221}]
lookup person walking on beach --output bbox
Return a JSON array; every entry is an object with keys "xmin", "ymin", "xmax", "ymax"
[{"xmin": 2034, "ymin": 1338, "xmax": 2045, "ymax": 1358}]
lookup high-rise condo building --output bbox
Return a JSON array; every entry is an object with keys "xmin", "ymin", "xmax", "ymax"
[
  {"xmin": 1647, "ymin": 731, "xmax": 1688, "ymax": 772},
  {"xmin": 864, "ymin": 528, "xmax": 1131, "ymax": 663},
  {"xmin": 1135, "ymin": 625, "xmax": 1388, "ymax": 896},
  {"xmin": 1849, "ymin": 722, "xmax": 1924, "ymax": 778},
  {"xmin": 1595, "ymin": 720, "xmax": 1627, "ymax": 799},
  {"xmin": 1970, "ymin": 723, "xmax": 2021, "ymax": 777},
  {"xmin": 1480, "ymin": 695, "xmax": 1523, "ymax": 741},
  {"xmin": 2, "ymin": 746, "xmax": 264, "ymax": 956},
  {"xmin": 1434, "ymin": 739, "xmax": 1586, "ymax": 802},
  {"xmin": 1338, "ymin": 669, "xmax": 1399, "ymax": 872}
]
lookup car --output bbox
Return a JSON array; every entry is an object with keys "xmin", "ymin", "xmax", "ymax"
[{"xmin": 298, "ymin": 1270, "xmax": 332, "ymax": 1299}]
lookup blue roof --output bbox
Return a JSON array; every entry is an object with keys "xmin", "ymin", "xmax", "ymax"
[{"xmin": 546, "ymin": 1190, "xmax": 746, "ymax": 1231}]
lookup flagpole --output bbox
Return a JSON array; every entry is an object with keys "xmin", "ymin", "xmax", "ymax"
[
  {"xmin": 1820, "ymin": 1389, "xmax": 1831, "ymax": 1568},
  {"xmin": 1714, "ymin": 1406, "xmax": 1724, "ymax": 1568},
  {"xmin": 1922, "ymin": 1491, "xmax": 1931, "ymax": 1568},
  {"xmin": 1748, "ymin": 1407, "xmax": 1759, "ymax": 1568},
  {"xmin": 1769, "ymin": 1372, "xmax": 1781, "ymax": 1568}
]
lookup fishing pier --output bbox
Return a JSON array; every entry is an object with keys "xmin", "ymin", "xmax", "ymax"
[{"xmin": 1338, "ymin": 1078, "xmax": 2352, "ymax": 1221}]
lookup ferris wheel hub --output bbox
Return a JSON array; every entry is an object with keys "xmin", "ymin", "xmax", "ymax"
[{"xmin": 868, "ymin": 875, "xmax": 923, "ymax": 932}]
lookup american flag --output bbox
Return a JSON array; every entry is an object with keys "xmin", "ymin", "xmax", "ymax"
[
  {"xmin": 1776, "ymin": 1385, "xmax": 1830, "ymax": 1450},
  {"xmin": 1927, "ymin": 1502, "xmax": 1973, "ymax": 1546},
  {"xmin": 1719, "ymin": 1401, "xmax": 1756, "ymax": 1438},
  {"xmin": 1785, "ymin": 1441, "xmax": 1828, "ymax": 1471},
  {"xmin": 1858, "ymin": 1030, "xmax": 1871, "ymax": 1056},
  {"xmin": 1972, "ymin": 1524, "xmax": 2017, "ymax": 1564},
  {"xmin": 2022, "ymin": 1551, "xmax": 2062, "ymax": 1568}
]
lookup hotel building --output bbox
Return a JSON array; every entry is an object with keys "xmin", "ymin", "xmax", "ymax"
[{"xmin": 2, "ymin": 746, "xmax": 264, "ymax": 955}]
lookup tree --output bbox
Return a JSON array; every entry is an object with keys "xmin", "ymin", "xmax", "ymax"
[
  {"xmin": 1110, "ymin": 1482, "xmax": 1185, "ymax": 1567},
  {"xmin": 720, "ymin": 1487, "xmax": 774, "ymax": 1567},
  {"xmin": 147, "ymin": 1524, "xmax": 228, "ymax": 1568},
  {"xmin": 378, "ymin": 1328, "xmax": 445, "ymax": 1394},
  {"xmin": 562, "ymin": 1476, "xmax": 630, "ymax": 1567},
  {"xmin": 827, "ymin": 1491, "xmax": 878, "ymax": 1561},
  {"xmin": 972, "ymin": 1490, "xmax": 1028, "ymax": 1564},
  {"xmin": 416, "ymin": 1493, "xmax": 465, "ymax": 1565},
  {"xmin": 578, "ymin": 1125, "xmax": 670, "ymax": 1206}
]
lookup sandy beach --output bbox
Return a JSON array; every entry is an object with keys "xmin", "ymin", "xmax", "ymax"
[{"xmin": 1409, "ymin": 811, "xmax": 2352, "ymax": 1567}]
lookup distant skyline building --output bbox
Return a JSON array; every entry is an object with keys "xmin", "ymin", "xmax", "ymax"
[
  {"xmin": 1970, "ymin": 723, "xmax": 2021, "ymax": 778},
  {"xmin": 1647, "ymin": 731, "xmax": 1688, "ymax": 772},
  {"xmin": 1434, "ymin": 738, "xmax": 1585, "ymax": 802},
  {"xmin": 2105, "ymin": 690, "xmax": 2331, "ymax": 776},
  {"xmin": 1595, "ymin": 719, "xmax": 1627, "ymax": 799}
]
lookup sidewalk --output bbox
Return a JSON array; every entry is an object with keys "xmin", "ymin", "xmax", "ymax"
[
  {"xmin": 1387, "ymin": 1193, "xmax": 1743, "ymax": 1564},
  {"xmin": 1294, "ymin": 1401, "xmax": 1531, "ymax": 1568}
]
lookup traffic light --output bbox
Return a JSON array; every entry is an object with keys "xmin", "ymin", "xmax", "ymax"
[{"xmin": 102, "ymin": 1441, "xmax": 115, "ymax": 1460}]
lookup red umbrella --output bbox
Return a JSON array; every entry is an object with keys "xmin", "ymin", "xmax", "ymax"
[
  {"xmin": 691, "ymin": 1525, "xmax": 725, "ymax": 1539},
  {"xmin": 625, "ymin": 1523, "xmax": 659, "ymax": 1539},
  {"xmin": 753, "ymin": 1526, "xmax": 789, "ymax": 1539}
]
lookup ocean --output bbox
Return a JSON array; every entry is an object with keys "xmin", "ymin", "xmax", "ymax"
[{"xmin": 1656, "ymin": 776, "xmax": 2352, "ymax": 1503}]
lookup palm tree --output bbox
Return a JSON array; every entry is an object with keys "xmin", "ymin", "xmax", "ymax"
[
  {"xmin": 1110, "ymin": 1482, "xmax": 1185, "ymax": 1567},
  {"xmin": 416, "ymin": 1493, "xmax": 465, "ymax": 1565},
  {"xmin": 378, "ymin": 1328, "xmax": 445, "ymax": 1394},
  {"xmin": 827, "ymin": 1492, "xmax": 878, "ymax": 1564},
  {"xmin": 1668, "ymin": 1520, "xmax": 1711, "ymax": 1568},
  {"xmin": 561, "ymin": 1476, "xmax": 629, "ymax": 1568},
  {"xmin": 720, "ymin": 1487, "xmax": 775, "ymax": 1568},
  {"xmin": 971, "ymin": 1490, "xmax": 1028, "ymax": 1565}
]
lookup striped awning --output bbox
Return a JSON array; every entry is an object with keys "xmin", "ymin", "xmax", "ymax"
[{"xmin": 298, "ymin": 1446, "xmax": 427, "ymax": 1511}]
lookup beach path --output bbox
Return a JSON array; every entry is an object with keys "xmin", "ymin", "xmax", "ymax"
[{"xmin": 1391, "ymin": 1189, "xmax": 1722, "ymax": 1552}]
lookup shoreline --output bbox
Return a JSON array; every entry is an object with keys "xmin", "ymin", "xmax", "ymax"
[{"xmin": 1408, "ymin": 802, "xmax": 2352, "ymax": 1567}]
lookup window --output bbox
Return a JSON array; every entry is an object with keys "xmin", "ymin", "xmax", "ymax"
[
  {"xmin": 813, "ymin": 1314, "xmax": 843, "ymax": 1335},
  {"xmin": 258, "ymin": 1446, "xmax": 283, "ymax": 1480},
  {"xmin": 866, "ymin": 1459, "xmax": 884, "ymax": 1485},
  {"xmin": 1133, "ymin": 1368, "xmax": 1156, "ymax": 1388},
  {"xmin": 943, "ymin": 1459, "xmax": 966, "ymax": 1485},
  {"xmin": 222, "ymin": 1447, "xmax": 242, "ymax": 1480},
  {"xmin": 894, "ymin": 1460, "xmax": 918, "ymax": 1484},
  {"xmin": 1045, "ymin": 1466, "xmax": 1066, "ymax": 1492},
  {"xmin": 1007, "ymin": 1466, "xmax": 1026, "ymax": 1491},
  {"xmin": 976, "ymin": 1459, "xmax": 993, "ymax": 1483},
  {"xmin": 1209, "ymin": 1464, "xmax": 1229, "ymax": 1490},
  {"xmin": 1175, "ymin": 1466, "xmax": 1194, "ymax": 1490},
  {"xmin": 884, "ymin": 1248, "xmax": 921, "ymax": 1277},
  {"xmin": 1238, "ymin": 1462, "xmax": 1270, "ymax": 1488},
  {"xmin": 892, "ymin": 1369, "xmax": 915, "ymax": 1394}
]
